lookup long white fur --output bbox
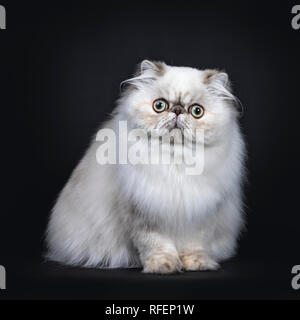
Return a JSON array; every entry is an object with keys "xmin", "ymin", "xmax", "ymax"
[{"xmin": 46, "ymin": 61, "xmax": 246, "ymax": 272}]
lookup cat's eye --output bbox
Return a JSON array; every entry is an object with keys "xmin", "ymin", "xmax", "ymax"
[
  {"xmin": 189, "ymin": 104, "xmax": 204, "ymax": 119},
  {"xmin": 153, "ymin": 99, "xmax": 168, "ymax": 113}
]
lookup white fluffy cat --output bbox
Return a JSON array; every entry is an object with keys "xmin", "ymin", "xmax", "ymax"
[{"xmin": 46, "ymin": 60, "xmax": 245, "ymax": 273}]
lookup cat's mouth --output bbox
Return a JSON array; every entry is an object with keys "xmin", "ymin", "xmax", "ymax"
[
  {"xmin": 155, "ymin": 114, "xmax": 188, "ymax": 132},
  {"xmin": 171, "ymin": 118, "xmax": 184, "ymax": 130},
  {"xmin": 167, "ymin": 122, "xmax": 180, "ymax": 130}
]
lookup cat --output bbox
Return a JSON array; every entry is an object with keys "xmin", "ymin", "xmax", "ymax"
[{"xmin": 46, "ymin": 60, "xmax": 246, "ymax": 274}]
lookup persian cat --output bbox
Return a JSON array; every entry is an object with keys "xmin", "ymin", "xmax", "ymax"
[{"xmin": 46, "ymin": 60, "xmax": 245, "ymax": 273}]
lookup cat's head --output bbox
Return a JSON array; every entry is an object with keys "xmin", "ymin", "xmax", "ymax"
[{"xmin": 118, "ymin": 60, "xmax": 241, "ymax": 144}]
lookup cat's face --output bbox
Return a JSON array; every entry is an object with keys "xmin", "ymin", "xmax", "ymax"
[{"xmin": 120, "ymin": 61, "xmax": 239, "ymax": 144}]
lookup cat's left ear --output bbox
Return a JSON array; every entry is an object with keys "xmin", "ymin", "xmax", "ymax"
[
  {"xmin": 203, "ymin": 69, "xmax": 243, "ymax": 116},
  {"xmin": 203, "ymin": 69, "xmax": 231, "ymax": 91}
]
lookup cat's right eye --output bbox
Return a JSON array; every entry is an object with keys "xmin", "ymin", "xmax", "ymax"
[{"xmin": 153, "ymin": 99, "xmax": 168, "ymax": 113}]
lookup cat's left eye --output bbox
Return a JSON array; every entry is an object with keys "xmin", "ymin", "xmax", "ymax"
[
  {"xmin": 189, "ymin": 104, "xmax": 205, "ymax": 119},
  {"xmin": 153, "ymin": 99, "xmax": 168, "ymax": 113}
]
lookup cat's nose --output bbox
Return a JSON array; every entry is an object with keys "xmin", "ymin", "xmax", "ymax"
[{"xmin": 172, "ymin": 106, "xmax": 184, "ymax": 116}]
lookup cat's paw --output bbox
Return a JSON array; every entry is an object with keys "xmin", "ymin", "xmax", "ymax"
[
  {"xmin": 180, "ymin": 252, "xmax": 220, "ymax": 271},
  {"xmin": 143, "ymin": 254, "xmax": 183, "ymax": 274}
]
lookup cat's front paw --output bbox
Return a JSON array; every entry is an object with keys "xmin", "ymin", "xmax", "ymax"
[
  {"xmin": 180, "ymin": 252, "xmax": 220, "ymax": 271},
  {"xmin": 143, "ymin": 253, "xmax": 183, "ymax": 274}
]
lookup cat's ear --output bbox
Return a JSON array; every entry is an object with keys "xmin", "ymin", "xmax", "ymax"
[
  {"xmin": 203, "ymin": 69, "xmax": 231, "ymax": 91},
  {"xmin": 138, "ymin": 60, "xmax": 166, "ymax": 76},
  {"xmin": 203, "ymin": 69, "xmax": 243, "ymax": 116},
  {"xmin": 121, "ymin": 60, "xmax": 166, "ymax": 91}
]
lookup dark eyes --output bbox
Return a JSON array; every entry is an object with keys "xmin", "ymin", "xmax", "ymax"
[
  {"xmin": 189, "ymin": 104, "xmax": 205, "ymax": 119},
  {"xmin": 152, "ymin": 99, "xmax": 205, "ymax": 119},
  {"xmin": 153, "ymin": 99, "xmax": 169, "ymax": 113}
]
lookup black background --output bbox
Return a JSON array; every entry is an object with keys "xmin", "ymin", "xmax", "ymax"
[{"xmin": 0, "ymin": 0, "xmax": 300, "ymax": 299}]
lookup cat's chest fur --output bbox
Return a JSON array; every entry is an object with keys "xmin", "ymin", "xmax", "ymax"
[{"xmin": 117, "ymin": 159, "xmax": 224, "ymax": 227}]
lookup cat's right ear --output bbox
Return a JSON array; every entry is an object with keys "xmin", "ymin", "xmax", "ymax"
[
  {"xmin": 138, "ymin": 60, "xmax": 166, "ymax": 76},
  {"xmin": 121, "ymin": 60, "xmax": 166, "ymax": 91}
]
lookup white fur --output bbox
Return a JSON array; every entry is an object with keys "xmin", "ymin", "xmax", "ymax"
[{"xmin": 46, "ymin": 61, "xmax": 246, "ymax": 272}]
